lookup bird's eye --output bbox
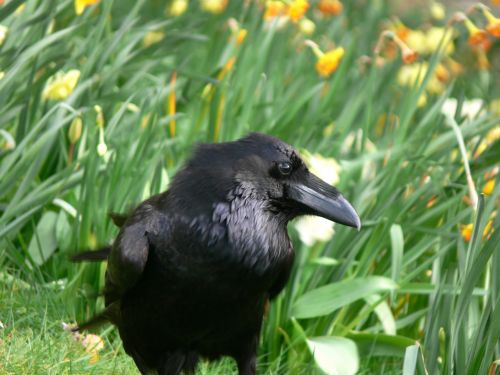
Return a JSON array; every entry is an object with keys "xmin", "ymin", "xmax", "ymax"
[{"xmin": 277, "ymin": 161, "xmax": 292, "ymax": 176}]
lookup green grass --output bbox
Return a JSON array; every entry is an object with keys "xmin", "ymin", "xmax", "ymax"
[{"xmin": 1, "ymin": 0, "xmax": 499, "ymax": 374}]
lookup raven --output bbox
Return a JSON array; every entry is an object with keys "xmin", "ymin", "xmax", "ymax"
[{"xmin": 73, "ymin": 133, "xmax": 360, "ymax": 375}]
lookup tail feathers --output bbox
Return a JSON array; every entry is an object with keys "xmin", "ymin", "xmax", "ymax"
[{"xmin": 70, "ymin": 247, "xmax": 111, "ymax": 262}]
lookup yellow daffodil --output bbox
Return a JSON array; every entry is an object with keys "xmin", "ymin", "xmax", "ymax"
[
  {"xmin": 305, "ymin": 41, "xmax": 344, "ymax": 77},
  {"xmin": 405, "ymin": 29, "xmax": 427, "ymax": 54},
  {"xmin": 0, "ymin": 25, "xmax": 7, "ymax": 45},
  {"xmin": 405, "ymin": 27, "xmax": 453, "ymax": 56},
  {"xmin": 74, "ymin": 0, "xmax": 100, "ymax": 15},
  {"xmin": 486, "ymin": 126, "xmax": 500, "ymax": 143},
  {"xmin": 228, "ymin": 19, "xmax": 247, "ymax": 45},
  {"xmin": 425, "ymin": 27, "xmax": 454, "ymax": 55},
  {"xmin": 483, "ymin": 179, "xmax": 495, "ymax": 195},
  {"xmin": 200, "ymin": 0, "xmax": 228, "ymax": 14},
  {"xmin": 236, "ymin": 29, "xmax": 247, "ymax": 45},
  {"xmin": 397, "ymin": 63, "xmax": 444, "ymax": 95},
  {"xmin": 317, "ymin": 0, "xmax": 343, "ymax": 16},
  {"xmin": 143, "ymin": 30, "xmax": 165, "ymax": 47},
  {"xmin": 169, "ymin": 0, "xmax": 188, "ymax": 16},
  {"xmin": 264, "ymin": 1, "xmax": 286, "ymax": 20},
  {"xmin": 463, "ymin": 17, "xmax": 489, "ymax": 47},
  {"xmin": 474, "ymin": 127, "xmax": 500, "ymax": 159},
  {"xmin": 287, "ymin": 0, "xmax": 309, "ymax": 23},
  {"xmin": 430, "ymin": 2, "xmax": 445, "ymax": 20},
  {"xmin": 0, "ymin": 71, "xmax": 4, "ymax": 80},
  {"xmin": 482, "ymin": 7, "xmax": 500, "ymax": 37},
  {"xmin": 42, "ymin": 69, "xmax": 80, "ymax": 101},
  {"xmin": 461, "ymin": 220, "xmax": 494, "ymax": 242},
  {"xmin": 461, "ymin": 224, "xmax": 473, "ymax": 242},
  {"xmin": 299, "ymin": 18, "xmax": 315, "ymax": 35}
]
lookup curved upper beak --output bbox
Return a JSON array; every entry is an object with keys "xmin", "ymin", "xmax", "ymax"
[{"xmin": 286, "ymin": 173, "xmax": 361, "ymax": 230}]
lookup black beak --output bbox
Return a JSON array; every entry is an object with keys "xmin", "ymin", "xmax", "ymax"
[{"xmin": 287, "ymin": 173, "xmax": 361, "ymax": 230}]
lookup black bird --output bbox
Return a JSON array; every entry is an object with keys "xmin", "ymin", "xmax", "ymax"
[{"xmin": 73, "ymin": 133, "xmax": 360, "ymax": 375}]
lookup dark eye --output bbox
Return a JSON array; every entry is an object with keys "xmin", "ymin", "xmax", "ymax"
[{"xmin": 277, "ymin": 161, "xmax": 292, "ymax": 176}]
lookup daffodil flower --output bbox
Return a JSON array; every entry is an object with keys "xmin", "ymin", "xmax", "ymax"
[
  {"xmin": 169, "ymin": 0, "xmax": 188, "ymax": 16},
  {"xmin": 143, "ymin": 30, "xmax": 165, "ymax": 47},
  {"xmin": 74, "ymin": 0, "xmax": 100, "ymax": 15},
  {"xmin": 317, "ymin": 0, "xmax": 343, "ymax": 16},
  {"xmin": 481, "ymin": 7, "xmax": 500, "ymax": 37},
  {"xmin": 287, "ymin": 0, "xmax": 310, "ymax": 23},
  {"xmin": 42, "ymin": 69, "xmax": 80, "ymax": 101},
  {"xmin": 456, "ymin": 14, "xmax": 489, "ymax": 47},
  {"xmin": 306, "ymin": 40, "xmax": 344, "ymax": 77},
  {"xmin": 461, "ymin": 220, "xmax": 495, "ymax": 242},
  {"xmin": 264, "ymin": 1, "xmax": 286, "ymax": 20},
  {"xmin": 200, "ymin": 0, "xmax": 228, "ymax": 14},
  {"xmin": 483, "ymin": 179, "xmax": 495, "ymax": 195}
]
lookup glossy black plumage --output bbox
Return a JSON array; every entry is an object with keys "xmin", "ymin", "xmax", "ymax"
[{"xmin": 74, "ymin": 133, "xmax": 360, "ymax": 375}]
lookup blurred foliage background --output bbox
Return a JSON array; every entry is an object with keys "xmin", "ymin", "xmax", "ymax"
[{"xmin": 0, "ymin": 0, "xmax": 499, "ymax": 374}]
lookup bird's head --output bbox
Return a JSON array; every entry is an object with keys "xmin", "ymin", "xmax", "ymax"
[{"xmin": 170, "ymin": 133, "xmax": 360, "ymax": 230}]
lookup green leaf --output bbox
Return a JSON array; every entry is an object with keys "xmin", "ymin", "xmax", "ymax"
[
  {"xmin": 307, "ymin": 336, "xmax": 359, "ymax": 375},
  {"xmin": 28, "ymin": 211, "xmax": 58, "ymax": 266},
  {"xmin": 55, "ymin": 211, "xmax": 71, "ymax": 251},
  {"xmin": 403, "ymin": 344, "xmax": 419, "ymax": 375},
  {"xmin": 310, "ymin": 257, "xmax": 340, "ymax": 266},
  {"xmin": 390, "ymin": 224, "xmax": 404, "ymax": 283},
  {"xmin": 366, "ymin": 294, "xmax": 396, "ymax": 335},
  {"xmin": 293, "ymin": 276, "xmax": 398, "ymax": 319},
  {"xmin": 347, "ymin": 332, "xmax": 416, "ymax": 357}
]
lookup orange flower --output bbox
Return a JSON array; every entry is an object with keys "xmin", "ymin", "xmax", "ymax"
[
  {"xmin": 401, "ymin": 45, "xmax": 418, "ymax": 64},
  {"xmin": 435, "ymin": 64, "xmax": 450, "ymax": 83},
  {"xmin": 482, "ymin": 8, "xmax": 500, "ymax": 37},
  {"xmin": 461, "ymin": 223, "xmax": 473, "ymax": 242},
  {"xmin": 461, "ymin": 220, "xmax": 495, "ymax": 242},
  {"xmin": 426, "ymin": 195, "xmax": 438, "ymax": 208},
  {"xmin": 483, "ymin": 179, "xmax": 495, "ymax": 195},
  {"xmin": 236, "ymin": 29, "xmax": 247, "ymax": 45},
  {"xmin": 287, "ymin": 0, "xmax": 309, "ymax": 22},
  {"xmin": 463, "ymin": 18, "xmax": 489, "ymax": 47},
  {"xmin": 315, "ymin": 47, "xmax": 344, "ymax": 77},
  {"xmin": 264, "ymin": 1, "xmax": 286, "ymax": 20},
  {"xmin": 388, "ymin": 31, "xmax": 418, "ymax": 64},
  {"xmin": 317, "ymin": 0, "xmax": 343, "ymax": 16}
]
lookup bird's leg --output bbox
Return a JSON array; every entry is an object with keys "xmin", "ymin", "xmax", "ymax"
[
  {"xmin": 235, "ymin": 335, "xmax": 258, "ymax": 375},
  {"xmin": 236, "ymin": 353, "xmax": 256, "ymax": 375}
]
